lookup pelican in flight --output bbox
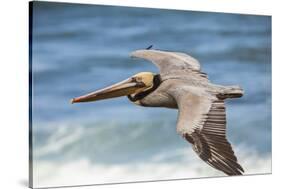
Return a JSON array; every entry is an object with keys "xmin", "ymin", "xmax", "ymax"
[{"xmin": 71, "ymin": 49, "xmax": 244, "ymax": 175}]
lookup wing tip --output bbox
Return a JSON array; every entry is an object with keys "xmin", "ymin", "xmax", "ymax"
[{"xmin": 130, "ymin": 49, "xmax": 145, "ymax": 58}]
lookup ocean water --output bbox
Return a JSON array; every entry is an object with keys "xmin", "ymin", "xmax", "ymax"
[{"xmin": 30, "ymin": 2, "xmax": 272, "ymax": 188}]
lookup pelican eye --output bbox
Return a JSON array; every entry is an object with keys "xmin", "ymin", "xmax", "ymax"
[
  {"xmin": 131, "ymin": 77, "xmax": 146, "ymax": 87},
  {"xmin": 135, "ymin": 77, "xmax": 142, "ymax": 82},
  {"xmin": 132, "ymin": 77, "xmax": 142, "ymax": 82}
]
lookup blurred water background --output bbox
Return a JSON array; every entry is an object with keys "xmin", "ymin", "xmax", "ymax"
[{"xmin": 31, "ymin": 1, "xmax": 272, "ymax": 188}]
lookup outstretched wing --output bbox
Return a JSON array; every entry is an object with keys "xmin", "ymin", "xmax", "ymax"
[
  {"xmin": 170, "ymin": 87, "xmax": 244, "ymax": 175},
  {"xmin": 130, "ymin": 49, "xmax": 202, "ymax": 75}
]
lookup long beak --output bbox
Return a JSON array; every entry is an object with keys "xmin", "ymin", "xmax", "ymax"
[{"xmin": 71, "ymin": 77, "xmax": 145, "ymax": 104}]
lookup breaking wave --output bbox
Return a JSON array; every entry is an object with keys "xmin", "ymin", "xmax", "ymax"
[{"xmin": 33, "ymin": 146, "xmax": 271, "ymax": 188}]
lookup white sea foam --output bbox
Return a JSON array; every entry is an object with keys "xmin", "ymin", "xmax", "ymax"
[
  {"xmin": 32, "ymin": 146, "xmax": 271, "ymax": 188},
  {"xmin": 34, "ymin": 126, "xmax": 83, "ymax": 157}
]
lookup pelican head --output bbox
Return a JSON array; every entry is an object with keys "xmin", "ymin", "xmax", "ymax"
[{"xmin": 71, "ymin": 72, "xmax": 156, "ymax": 104}]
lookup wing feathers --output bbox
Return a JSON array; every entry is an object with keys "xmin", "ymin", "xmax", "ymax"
[
  {"xmin": 130, "ymin": 49, "xmax": 205, "ymax": 77},
  {"xmin": 174, "ymin": 92, "xmax": 244, "ymax": 175}
]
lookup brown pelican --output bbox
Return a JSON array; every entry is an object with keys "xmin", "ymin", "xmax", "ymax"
[{"xmin": 71, "ymin": 49, "xmax": 244, "ymax": 176}]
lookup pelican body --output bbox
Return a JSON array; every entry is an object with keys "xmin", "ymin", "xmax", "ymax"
[{"xmin": 72, "ymin": 49, "xmax": 244, "ymax": 176}]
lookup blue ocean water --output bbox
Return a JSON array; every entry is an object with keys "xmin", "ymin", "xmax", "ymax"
[{"xmin": 30, "ymin": 2, "xmax": 271, "ymax": 187}]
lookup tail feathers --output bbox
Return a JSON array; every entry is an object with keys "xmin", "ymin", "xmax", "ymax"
[{"xmin": 217, "ymin": 85, "xmax": 244, "ymax": 99}]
